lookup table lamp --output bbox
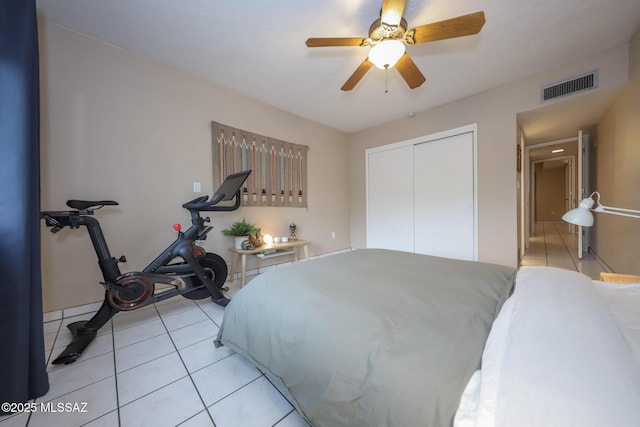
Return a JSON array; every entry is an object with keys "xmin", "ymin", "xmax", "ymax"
[{"xmin": 562, "ymin": 192, "xmax": 640, "ymax": 226}]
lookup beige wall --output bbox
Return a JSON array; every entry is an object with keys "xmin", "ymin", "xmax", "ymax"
[
  {"xmin": 39, "ymin": 17, "xmax": 638, "ymax": 310},
  {"xmin": 535, "ymin": 166, "xmax": 566, "ymax": 222},
  {"xmin": 593, "ymin": 27, "xmax": 640, "ymax": 274},
  {"xmin": 39, "ymin": 21, "xmax": 351, "ymax": 311},
  {"xmin": 348, "ymin": 44, "xmax": 630, "ymax": 268}
]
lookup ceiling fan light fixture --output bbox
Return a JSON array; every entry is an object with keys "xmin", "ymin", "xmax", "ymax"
[
  {"xmin": 368, "ymin": 39, "xmax": 405, "ymax": 69},
  {"xmin": 305, "ymin": 2, "xmax": 485, "ymax": 91}
]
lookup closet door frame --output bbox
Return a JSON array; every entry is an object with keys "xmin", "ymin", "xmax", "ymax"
[{"xmin": 365, "ymin": 123, "xmax": 478, "ymax": 260}]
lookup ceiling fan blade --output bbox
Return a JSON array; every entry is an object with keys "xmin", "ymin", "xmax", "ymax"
[
  {"xmin": 341, "ymin": 59, "xmax": 374, "ymax": 91},
  {"xmin": 408, "ymin": 11, "xmax": 485, "ymax": 44},
  {"xmin": 380, "ymin": 0, "xmax": 406, "ymax": 27},
  {"xmin": 395, "ymin": 53, "xmax": 426, "ymax": 89},
  {"xmin": 306, "ymin": 37, "xmax": 365, "ymax": 47}
]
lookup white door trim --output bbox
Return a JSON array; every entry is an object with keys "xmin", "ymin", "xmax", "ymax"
[{"xmin": 524, "ymin": 137, "xmax": 578, "ymax": 247}]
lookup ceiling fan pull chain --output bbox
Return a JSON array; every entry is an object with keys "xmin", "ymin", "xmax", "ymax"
[{"xmin": 385, "ymin": 66, "xmax": 389, "ymax": 93}]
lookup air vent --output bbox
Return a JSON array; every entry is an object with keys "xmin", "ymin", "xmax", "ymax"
[{"xmin": 542, "ymin": 71, "xmax": 598, "ymax": 102}]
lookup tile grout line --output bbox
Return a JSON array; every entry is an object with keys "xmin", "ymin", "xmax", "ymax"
[
  {"xmin": 263, "ymin": 374, "xmax": 305, "ymax": 425},
  {"xmin": 110, "ymin": 318, "xmax": 122, "ymax": 427},
  {"xmin": 206, "ymin": 375, "xmax": 266, "ymax": 411},
  {"xmin": 152, "ymin": 302, "xmax": 218, "ymax": 427},
  {"xmin": 272, "ymin": 409, "xmax": 297, "ymax": 427},
  {"xmin": 77, "ymin": 319, "xmax": 120, "ymax": 427},
  {"xmin": 194, "ymin": 299, "xmax": 224, "ymax": 328},
  {"xmin": 111, "ymin": 303, "xmax": 194, "ymax": 419},
  {"xmin": 33, "ymin": 316, "xmax": 117, "ymax": 427},
  {"xmin": 44, "ymin": 319, "xmax": 64, "ymax": 369},
  {"xmin": 553, "ymin": 222, "xmax": 579, "ymax": 270},
  {"xmin": 543, "ymin": 223, "xmax": 549, "ymax": 267}
]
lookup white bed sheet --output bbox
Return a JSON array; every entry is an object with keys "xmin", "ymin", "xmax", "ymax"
[
  {"xmin": 593, "ymin": 280, "xmax": 640, "ymax": 364},
  {"xmin": 455, "ymin": 267, "xmax": 640, "ymax": 427}
]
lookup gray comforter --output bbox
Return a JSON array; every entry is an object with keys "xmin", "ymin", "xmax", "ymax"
[{"xmin": 215, "ymin": 249, "xmax": 516, "ymax": 427}]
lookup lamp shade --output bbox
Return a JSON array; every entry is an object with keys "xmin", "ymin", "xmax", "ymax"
[
  {"xmin": 369, "ymin": 40, "xmax": 405, "ymax": 69},
  {"xmin": 562, "ymin": 197, "xmax": 595, "ymax": 226}
]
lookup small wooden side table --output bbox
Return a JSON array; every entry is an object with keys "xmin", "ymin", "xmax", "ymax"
[
  {"xmin": 599, "ymin": 272, "xmax": 640, "ymax": 284},
  {"xmin": 229, "ymin": 239, "xmax": 310, "ymax": 287}
]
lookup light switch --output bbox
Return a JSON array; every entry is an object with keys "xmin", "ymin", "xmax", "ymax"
[{"xmin": 193, "ymin": 182, "xmax": 201, "ymax": 193}]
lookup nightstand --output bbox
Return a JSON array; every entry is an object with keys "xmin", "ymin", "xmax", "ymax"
[
  {"xmin": 229, "ymin": 240, "xmax": 310, "ymax": 287},
  {"xmin": 599, "ymin": 272, "xmax": 640, "ymax": 284}
]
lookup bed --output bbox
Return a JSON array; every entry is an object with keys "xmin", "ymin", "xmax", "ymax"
[{"xmin": 215, "ymin": 249, "xmax": 640, "ymax": 427}]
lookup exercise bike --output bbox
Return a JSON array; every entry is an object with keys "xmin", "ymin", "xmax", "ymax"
[{"xmin": 41, "ymin": 170, "xmax": 251, "ymax": 365}]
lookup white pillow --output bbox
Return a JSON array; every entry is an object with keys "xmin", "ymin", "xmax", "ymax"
[
  {"xmin": 593, "ymin": 280, "xmax": 640, "ymax": 364},
  {"xmin": 474, "ymin": 267, "xmax": 640, "ymax": 427}
]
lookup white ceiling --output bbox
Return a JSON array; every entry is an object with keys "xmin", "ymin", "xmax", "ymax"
[{"xmin": 36, "ymin": 0, "xmax": 640, "ymax": 135}]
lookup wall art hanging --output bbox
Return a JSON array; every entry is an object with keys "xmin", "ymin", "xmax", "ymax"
[{"xmin": 212, "ymin": 121, "xmax": 308, "ymax": 207}]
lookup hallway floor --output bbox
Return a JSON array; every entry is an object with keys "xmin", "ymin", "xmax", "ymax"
[{"xmin": 520, "ymin": 222, "xmax": 611, "ymax": 279}]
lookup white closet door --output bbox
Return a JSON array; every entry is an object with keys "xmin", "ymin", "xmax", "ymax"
[
  {"xmin": 366, "ymin": 145, "xmax": 414, "ymax": 252},
  {"xmin": 414, "ymin": 131, "xmax": 475, "ymax": 260}
]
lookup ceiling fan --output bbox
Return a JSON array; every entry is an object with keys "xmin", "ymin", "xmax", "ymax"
[{"xmin": 305, "ymin": 0, "xmax": 485, "ymax": 91}]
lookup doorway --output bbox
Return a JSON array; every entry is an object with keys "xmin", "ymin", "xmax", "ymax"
[
  {"xmin": 522, "ymin": 135, "xmax": 585, "ymax": 266},
  {"xmin": 520, "ymin": 136, "xmax": 582, "ymax": 254}
]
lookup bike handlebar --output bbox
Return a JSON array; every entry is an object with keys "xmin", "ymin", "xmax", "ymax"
[
  {"xmin": 182, "ymin": 196, "xmax": 209, "ymax": 208},
  {"xmin": 181, "ymin": 190, "xmax": 241, "ymax": 212},
  {"xmin": 182, "ymin": 170, "xmax": 250, "ymax": 212}
]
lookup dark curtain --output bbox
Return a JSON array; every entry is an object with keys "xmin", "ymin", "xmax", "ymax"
[{"xmin": 0, "ymin": 0, "xmax": 50, "ymax": 408}]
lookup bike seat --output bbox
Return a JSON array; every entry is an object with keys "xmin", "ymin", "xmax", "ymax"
[{"xmin": 67, "ymin": 200, "xmax": 119, "ymax": 210}]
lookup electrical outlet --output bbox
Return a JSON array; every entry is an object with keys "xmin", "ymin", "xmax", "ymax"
[{"xmin": 193, "ymin": 182, "xmax": 201, "ymax": 193}]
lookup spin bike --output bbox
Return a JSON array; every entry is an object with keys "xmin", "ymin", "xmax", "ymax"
[{"xmin": 41, "ymin": 170, "xmax": 251, "ymax": 365}]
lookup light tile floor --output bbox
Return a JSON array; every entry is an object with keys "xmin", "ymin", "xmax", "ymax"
[
  {"xmin": 1, "ymin": 278, "xmax": 309, "ymax": 427},
  {"xmin": 520, "ymin": 222, "xmax": 611, "ymax": 279}
]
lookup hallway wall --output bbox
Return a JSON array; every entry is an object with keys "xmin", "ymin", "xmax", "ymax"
[
  {"xmin": 535, "ymin": 167, "xmax": 566, "ymax": 222},
  {"xmin": 593, "ymin": 26, "xmax": 640, "ymax": 274}
]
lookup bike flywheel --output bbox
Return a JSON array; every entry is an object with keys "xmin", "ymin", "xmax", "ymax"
[{"xmin": 108, "ymin": 273, "xmax": 154, "ymax": 311}]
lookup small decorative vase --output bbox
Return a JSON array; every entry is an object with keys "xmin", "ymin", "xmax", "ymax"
[{"xmin": 234, "ymin": 236, "xmax": 248, "ymax": 250}]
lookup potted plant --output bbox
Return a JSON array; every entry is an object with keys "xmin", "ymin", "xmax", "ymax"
[{"xmin": 222, "ymin": 218, "xmax": 260, "ymax": 249}]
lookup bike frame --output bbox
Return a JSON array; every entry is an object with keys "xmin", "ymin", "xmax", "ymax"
[
  {"xmin": 42, "ymin": 169, "xmax": 251, "ymax": 364},
  {"xmin": 39, "ymin": 198, "xmax": 232, "ymax": 358},
  {"xmin": 92, "ymin": 202, "xmax": 228, "ymax": 302}
]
